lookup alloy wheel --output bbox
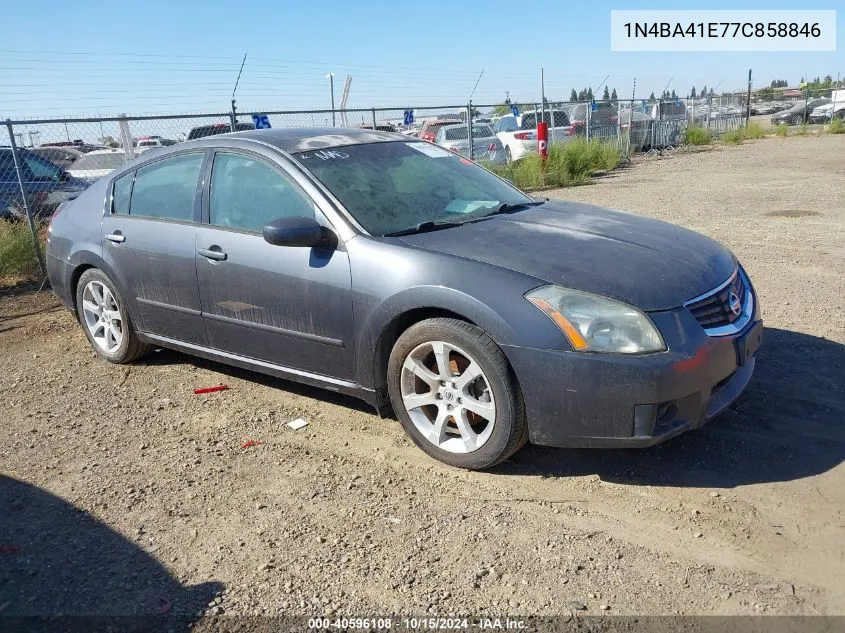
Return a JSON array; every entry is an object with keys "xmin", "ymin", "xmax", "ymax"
[
  {"xmin": 81, "ymin": 280, "xmax": 124, "ymax": 354},
  {"xmin": 400, "ymin": 340, "xmax": 496, "ymax": 454}
]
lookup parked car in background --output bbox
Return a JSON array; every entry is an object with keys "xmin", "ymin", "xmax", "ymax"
[
  {"xmin": 66, "ymin": 148, "xmax": 132, "ymax": 184},
  {"xmin": 40, "ymin": 141, "xmax": 103, "ymax": 153},
  {"xmin": 185, "ymin": 121, "xmax": 256, "ymax": 141},
  {"xmin": 29, "ymin": 146, "xmax": 84, "ymax": 170},
  {"xmin": 46, "ymin": 127, "xmax": 762, "ymax": 470},
  {"xmin": 418, "ymin": 118, "xmax": 462, "ymax": 142},
  {"xmin": 434, "ymin": 123, "xmax": 506, "ymax": 164},
  {"xmin": 359, "ymin": 123, "xmax": 397, "ymax": 133},
  {"xmin": 493, "ymin": 110, "xmax": 574, "ymax": 162},
  {"xmin": 134, "ymin": 136, "xmax": 178, "ymax": 149},
  {"xmin": 1, "ymin": 148, "xmax": 87, "ymax": 220},
  {"xmin": 771, "ymin": 99, "xmax": 831, "ymax": 126},
  {"xmin": 809, "ymin": 92, "xmax": 845, "ymax": 123}
]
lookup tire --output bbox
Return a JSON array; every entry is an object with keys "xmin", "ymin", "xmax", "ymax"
[
  {"xmin": 387, "ymin": 318, "xmax": 527, "ymax": 470},
  {"xmin": 75, "ymin": 268, "xmax": 151, "ymax": 364},
  {"xmin": 505, "ymin": 146, "xmax": 513, "ymax": 163},
  {"xmin": 791, "ymin": 115, "xmax": 802, "ymax": 126}
]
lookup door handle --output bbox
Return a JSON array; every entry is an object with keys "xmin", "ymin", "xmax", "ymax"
[
  {"xmin": 105, "ymin": 232, "xmax": 125, "ymax": 243},
  {"xmin": 197, "ymin": 247, "xmax": 227, "ymax": 261}
]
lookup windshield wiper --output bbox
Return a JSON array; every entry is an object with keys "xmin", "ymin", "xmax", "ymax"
[
  {"xmin": 482, "ymin": 200, "xmax": 545, "ymax": 218},
  {"xmin": 383, "ymin": 219, "xmax": 465, "ymax": 237}
]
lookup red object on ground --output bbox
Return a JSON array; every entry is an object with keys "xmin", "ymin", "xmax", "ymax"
[
  {"xmin": 241, "ymin": 439, "xmax": 263, "ymax": 449},
  {"xmin": 537, "ymin": 120, "xmax": 549, "ymax": 160},
  {"xmin": 193, "ymin": 385, "xmax": 229, "ymax": 395}
]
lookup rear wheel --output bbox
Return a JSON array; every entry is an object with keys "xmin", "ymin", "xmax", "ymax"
[
  {"xmin": 505, "ymin": 146, "xmax": 513, "ymax": 163},
  {"xmin": 76, "ymin": 268, "xmax": 151, "ymax": 364},
  {"xmin": 791, "ymin": 115, "xmax": 802, "ymax": 125},
  {"xmin": 387, "ymin": 318, "xmax": 527, "ymax": 470}
]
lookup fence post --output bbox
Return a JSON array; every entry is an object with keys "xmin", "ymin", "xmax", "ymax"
[
  {"xmin": 617, "ymin": 99, "xmax": 622, "ymax": 150},
  {"xmin": 230, "ymin": 99, "xmax": 238, "ymax": 133},
  {"xmin": 372, "ymin": 108, "xmax": 377, "ymax": 130},
  {"xmin": 118, "ymin": 114, "xmax": 135, "ymax": 161},
  {"xmin": 467, "ymin": 102, "xmax": 474, "ymax": 160},
  {"xmin": 586, "ymin": 102, "xmax": 591, "ymax": 142},
  {"xmin": 5, "ymin": 119, "xmax": 45, "ymax": 276}
]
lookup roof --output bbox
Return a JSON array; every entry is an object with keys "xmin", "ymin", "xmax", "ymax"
[{"xmin": 223, "ymin": 127, "xmax": 409, "ymax": 153}]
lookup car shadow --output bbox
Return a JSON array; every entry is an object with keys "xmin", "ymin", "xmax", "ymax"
[
  {"xmin": 0, "ymin": 475, "xmax": 222, "ymax": 630},
  {"xmin": 139, "ymin": 347, "xmax": 375, "ymax": 414},
  {"xmin": 500, "ymin": 327, "xmax": 845, "ymax": 488}
]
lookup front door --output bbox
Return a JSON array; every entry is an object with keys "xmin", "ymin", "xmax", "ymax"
[
  {"xmin": 101, "ymin": 152, "xmax": 208, "ymax": 345},
  {"xmin": 195, "ymin": 151, "xmax": 354, "ymax": 380}
]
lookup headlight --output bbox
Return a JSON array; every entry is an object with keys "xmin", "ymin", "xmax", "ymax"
[{"xmin": 526, "ymin": 285, "xmax": 665, "ymax": 354}]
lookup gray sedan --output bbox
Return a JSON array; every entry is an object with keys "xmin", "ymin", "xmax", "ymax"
[
  {"xmin": 46, "ymin": 128, "xmax": 762, "ymax": 470},
  {"xmin": 434, "ymin": 123, "xmax": 506, "ymax": 164}
]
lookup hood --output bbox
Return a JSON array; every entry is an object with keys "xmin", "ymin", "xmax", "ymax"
[{"xmin": 398, "ymin": 201, "xmax": 736, "ymax": 311}]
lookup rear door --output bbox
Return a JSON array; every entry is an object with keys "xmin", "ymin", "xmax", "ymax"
[
  {"xmin": 101, "ymin": 152, "xmax": 208, "ymax": 345},
  {"xmin": 194, "ymin": 149, "xmax": 355, "ymax": 379}
]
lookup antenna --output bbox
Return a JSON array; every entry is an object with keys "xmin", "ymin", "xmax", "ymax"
[
  {"xmin": 468, "ymin": 70, "xmax": 484, "ymax": 102},
  {"xmin": 230, "ymin": 53, "xmax": 247, "ymax": 128},
  {"xmin": 595, "ymin": 74, "xmax": 610, "ymax": 94},
  {"xmin": 660, "ymin": 76, "xmax": 673, "ymax": 98}
]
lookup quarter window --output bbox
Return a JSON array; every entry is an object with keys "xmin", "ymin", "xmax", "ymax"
[
  {"xmin": 209, "ymin": 153, "xmax": 316, "ymax": 232},
  {"xmin": 129, "ymin": 153, "xmax": 204, "ymax": 221},
  {"xmin": 112, "ymin": 172, "xmax": 133, "ymax": 215}
]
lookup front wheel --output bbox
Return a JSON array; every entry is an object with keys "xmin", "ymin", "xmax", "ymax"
[
  {"xmin": 76, "ymin": 268, "xmax": 151, "ymax": 364},
  {"xmin": 387, "ymin": 318, "xmax": 527, "ymax": 470},
  {"xmin": 791, "ymin": 115, "xmax": 802, "ymax": 125}
]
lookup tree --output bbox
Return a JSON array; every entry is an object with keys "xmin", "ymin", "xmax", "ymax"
[
  {"xmin": 491, "ymin": 103, "xmax": 512, "ymax": 116},
  {"xmin": 649, "ymin": 91, "xmax": 656, "ymax": 101},
  {"xmin": 610, "ymin": 88, "xmax": 618, "ymax": 106},
  {"xmin": 671, "ymin": 89, "xmax": 677, "ymax": 100},
  {"xmin": 701, "ymin": 85, "xmax": 707, "ymax": 98},
  {"xmin": 602, "ymin": 86, "xmax": 610, "ymax": 101},
  {"xmin": 690, "ymin": 86, "xmax": 697, "ymax": 98},
  {"xmin": 824, "ymin": 75, "xmax": 833, "ymax": 85},
  {"xmin": 569, "ymin": 89, "xmax": 578, "ymax": 102},
  {"xmin": 586, "ymin": 88, "xmax": 594, "ymax": 101}
]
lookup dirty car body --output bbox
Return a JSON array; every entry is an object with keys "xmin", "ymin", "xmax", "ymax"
[{"xmin": 46, "ymin": 128, "xmax": 762, "ymax": 468}]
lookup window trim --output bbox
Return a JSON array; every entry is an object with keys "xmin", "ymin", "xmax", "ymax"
[
  {"xmin": 107, "ymin": 150, "xmax": 209, "ymax": 224},
  {"xmin": 202, "ymin": 148, "xmax": 329, "ymax": 236}
]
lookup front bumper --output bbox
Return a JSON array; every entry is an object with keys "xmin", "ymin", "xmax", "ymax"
[{"xmin": 502, "ymin": 302, "xmax": 762, "ymax": 448}]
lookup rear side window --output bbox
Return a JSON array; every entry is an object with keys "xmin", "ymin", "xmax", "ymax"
[
  {"xmin": 112, "ymin": 172, "xmax": 133, "ymax": 215},
  {"xmin": 128, "ymin": 153, "xmax": 204, "ymax": 221}
]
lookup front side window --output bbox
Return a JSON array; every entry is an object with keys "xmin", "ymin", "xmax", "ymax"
[
  {"xmin": 209, "ymin": 153, "xmax": 316, "ymax": 232},
  {"xmin": 294, "ymin": 141, "xmax": 531, "ymax": 236},
  {"xmin": 129, "ymin": 153, "xmax": 204, "ymax": 221}
]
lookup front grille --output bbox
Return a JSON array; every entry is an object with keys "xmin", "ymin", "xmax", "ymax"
[{"xmin": 686, "ymin": 271, "xmax": 746, "ymax": 329}]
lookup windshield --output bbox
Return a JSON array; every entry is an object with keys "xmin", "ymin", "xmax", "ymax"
[
  {"xmin": 71, "ymin": 153, "xmax": 127, "ymax": 171},
  {"xmin": 294, "ymin": 141, "xmax": 532, "ymax": 236}
]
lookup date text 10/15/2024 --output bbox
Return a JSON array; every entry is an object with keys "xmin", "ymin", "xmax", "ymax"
[{"xmin": 308, "ymin": 617, "xmax": 527, "ymax": 630}]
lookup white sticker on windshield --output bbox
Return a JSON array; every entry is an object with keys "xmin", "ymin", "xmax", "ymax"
[{"xmin": 406, "ymin": 142, "xmax": 453, "ymax": 158}]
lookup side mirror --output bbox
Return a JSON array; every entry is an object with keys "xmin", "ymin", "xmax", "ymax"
[{"xmin": 262, "ymin": 216, "xmax": 337, "ymax": 249}]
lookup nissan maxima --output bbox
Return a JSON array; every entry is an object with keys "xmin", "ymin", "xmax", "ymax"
[{"xmin": 45, "ymin": 128, "xmax": 762, "ymax": 470}]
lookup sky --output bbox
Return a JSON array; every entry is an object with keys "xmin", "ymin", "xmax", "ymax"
[{"xmin": 0, "ymin": 0, "xmax": 841, "ymax": 120}]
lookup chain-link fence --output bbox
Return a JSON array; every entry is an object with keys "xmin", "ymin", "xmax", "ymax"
[{"xmin": 3, "ymin": 88, "xmax": 841, "ymax": 281}]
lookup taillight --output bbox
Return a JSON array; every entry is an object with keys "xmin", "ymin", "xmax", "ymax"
[
  {"xmin": 563, "ymin": 126, "xmax": 575, "ymax": 136},
  {"xmin": 447, "ymin": 146, "xmax": 460, "ymax": 153},
  {"xmin": 513, "ymin": 132, "xmax": 534, "ymax": 140},
  {"xmin": 422, "ymin": 132, "xmax": 435, "ymax": 142},
  {"xmin": 487, "ymin": 143, "xmax": 497, "ymax": 151}
]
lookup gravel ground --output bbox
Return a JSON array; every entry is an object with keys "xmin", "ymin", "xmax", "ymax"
[{"xmin": 1, "ymin": 135, "xmax": 843, "ymax": 620}]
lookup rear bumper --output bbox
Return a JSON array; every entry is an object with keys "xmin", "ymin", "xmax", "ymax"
[{"xmin": 502, "ymin": 304, "xmax": 762, "ymax": 448}]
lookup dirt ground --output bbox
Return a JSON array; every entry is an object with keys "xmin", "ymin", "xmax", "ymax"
[{"xmin": 1, "ymin": 135, "xmax": 843, "ymax": 620}]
